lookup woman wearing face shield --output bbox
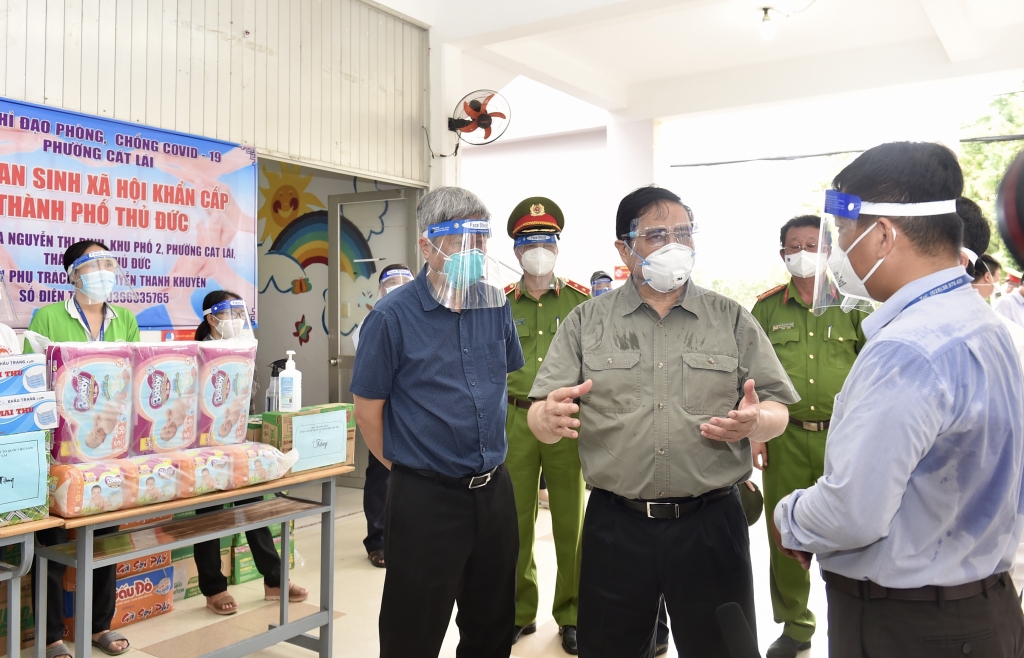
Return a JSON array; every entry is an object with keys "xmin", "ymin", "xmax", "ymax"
[
  {"xmin": 191, "ymin": 289, "xmax": 308, "ymax": 615},
  {"xmin": 26, "ymin": 240, "xmax": 140, "ymax": 658}
]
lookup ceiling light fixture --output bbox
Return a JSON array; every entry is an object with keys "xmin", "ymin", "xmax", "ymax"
[{"xmin": 760, "ymin": 7, "xmax": 775, "ymax": 41}]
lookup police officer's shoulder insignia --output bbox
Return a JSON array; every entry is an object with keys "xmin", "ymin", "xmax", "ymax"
[
  {"xmin": 565, "ymin": 279, "xmax": 591, "ymax": 296},
  {"xmin": 757, "ymin": 284, "xmax": 786, "ymax": 302},
  {"xmin": 504, "ymin": 282, "xmax": 517, "ymax": 296}
]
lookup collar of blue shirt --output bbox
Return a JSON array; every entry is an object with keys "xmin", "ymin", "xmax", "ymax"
[
  {"xmin": 862, "ymin": 265, "xmax": 970, "ymax": 340},
  {"xmin": 414, "ymin": 266, "xmax": 440, "ymax": 312}
]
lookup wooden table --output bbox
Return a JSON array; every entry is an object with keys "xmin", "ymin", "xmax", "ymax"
[
  {"xmin": 0, "ymin": 517, "xmax": 63, "ymax": 658},
  {"xmin": 38, "ymin": 465, "xmax": 353, "ymax": 658}
]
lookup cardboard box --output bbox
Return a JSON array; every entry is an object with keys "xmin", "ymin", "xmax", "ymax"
[
  {"xmin": 0, "ymin": 573, "xmax": 34, "ymax": 657},
  {"xmin": 0, "ymin": 392, "xmax": 57, "ymax": 435},
  {"xmin": 63, "ymin": 550, "xmax": 173, "ymax": 590},
  {"xmin": 172, "ymin": 547, "xmax": 230, "ymax": 601},
  {"xmin": 0, "ymin": 354, "xmax": 46, "ymax": 397},
  {"xmin": 63, "ymin": 566, "xmax": 174, "ymax": 640},
  {"xmin": 0, "ymin": 430, "xmax": 49, "ymax": 528},
  {"xmin": 261, "ymin": 403, "xmax": 354, "ymax": 453},
  {"xmin": 230, "ymin": 537, "xmax": 294, "ymax": 585},
  {"xmin": 246, "ymin": 418, "xmax": 263, "ymax": 444}
]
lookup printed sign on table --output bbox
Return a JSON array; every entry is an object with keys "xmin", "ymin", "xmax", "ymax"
[{"xmin": 0, "ymin": 97, "xmax": 257, "ymax": 329}]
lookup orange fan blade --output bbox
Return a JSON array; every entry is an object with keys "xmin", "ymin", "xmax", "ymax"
[
  {"xmin": 480, "ymin": 94, "xmax": 495, "ymax": 112},
  {"xmin": 459, "ymin": 120, "xmax": 480, "ymax": 133},
  {"xmin": 488, "ymin": 112, "xmax": 506, "ymax": 120},
  {"xmin": 483, "ymin": 126, "xmax": 492, "ymax": 140},
  {"xmin": 463, "ymin": 100, "xmax": 480, "ymax": 119}
]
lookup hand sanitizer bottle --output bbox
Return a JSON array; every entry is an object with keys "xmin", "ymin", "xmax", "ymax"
[{"xmin": 278, "ymin": 350, "xmax": 303, "ymax": 412}]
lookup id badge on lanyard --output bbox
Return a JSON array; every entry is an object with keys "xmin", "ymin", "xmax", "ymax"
[{"xmin": 74, "ymin": 298, "xmax": 106, "ymax": 342}]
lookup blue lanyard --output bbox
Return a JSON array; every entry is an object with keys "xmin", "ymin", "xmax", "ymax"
[
  {"xmin": 74, "ymin": 297, "xmax": 106, "ymax": 342},
  {"xmin": 903, "ymin": 275, "xmax": 971, "ymax": 310}
]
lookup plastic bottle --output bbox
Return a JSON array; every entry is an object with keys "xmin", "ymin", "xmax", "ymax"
[
  {"xmin": 278, "ymin": 350, "xmax": 303, "ymax": 412},
  {"xmin": 265, "ymin": 358, "xmax": 287, "ymax": 413}
]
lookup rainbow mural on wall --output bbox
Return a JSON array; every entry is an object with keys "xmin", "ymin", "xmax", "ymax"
[{"xmin": 267, "ymin": 210, "xmax": 377, "ymax": 280}]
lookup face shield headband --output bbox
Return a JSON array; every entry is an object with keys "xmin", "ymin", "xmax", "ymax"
[
  {"xmin": 823, "ymin": 190, "xmax": 957, "ymax": 220},
  {"xmin": 380, "ymin": 268, "xmax": 414, "ymax": 283},
  {"xmin": 204, "ymin": 299, "xmax": 247, "ymax": 318},
  {"xmin": 513, "ymin": 234, "xmax": 558, "ymax": 248},
  {"xmin": 67, "ymin": 250, "xmax": 117, "ymax": 275}
]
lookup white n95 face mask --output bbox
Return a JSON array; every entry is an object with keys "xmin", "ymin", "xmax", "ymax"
[
  {"xmin": 826, "ymin": 222, "xmax": 892, "ymax": 301},
  {"xmin": 784, "ymin": 250, "xmax": 823, "ymax": 279},
  {"xmin": 521, "ymin": 248, "xmax": 556, "ymax": 277},
  {"xmin": 218, "ymin": 318, "xmax": 246, "ymax": 340},
  {"xmin": 640, "ymin": 243, "xmax": 695, "ymax": 293}
]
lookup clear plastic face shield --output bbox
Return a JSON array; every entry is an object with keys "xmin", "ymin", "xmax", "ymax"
[
  {"xmin": 513, "ymin": 234, "xmax": 558, "ymax": 289},
  {"xmin": 378, "ymin": 268, "xmax": 415, "ymax": 299},
  {"xmin": 204, "ymin": 298, "xmax": 255, "ymax": 341},
  {"xmin": 65, "ymin": 250, "xmax": 139, "ymax": 305},
  {"xmin": 620, "ymin": 202, "xmax": 707, "ymax": 297},
  {"xmin": 591, "ymin": 275, "xmax": 613, "ymax": 296},
  {"xmin": 814, "ymin": 190, "xmax": 957, "ymax": 315},
  {"xmin": 422, "ymin": 219, "xmax": 514, "ymax": 310}
]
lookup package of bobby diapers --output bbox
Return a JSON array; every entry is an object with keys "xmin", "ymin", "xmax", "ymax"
[
  {"xmin": 131, "ymin": 343, "xmax": 200, "ymax": 456},
  {"xmin": 132, "ymin": 453, "xmax": 195, "ymax": 506},
  {"xmin": 239, "ymin": 443, "xmax": 298, "ymax": 487},
  {"xmin": 197, "ymin": 342, "xmax": 257, "ymax": 447},
  {"xmin": 0, "ymin": 391, "xmax": 58, "ymax": 435},
  {"xmin": 49, "ymin": 343, "xmax": 134, "ymax": 464},
  {"xmin": 187, "ymin": 445, "xmax": 249, "ymax": 496},
  {"xmin": 48, "ymin": 460, "xmax": 139, "ymax": 518},
  {"xmin": 0, "ymin": 354, "xmax": 47, "ymax": 397}
]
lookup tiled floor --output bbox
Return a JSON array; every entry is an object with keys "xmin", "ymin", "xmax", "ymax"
[{"xmin": 25, "ymin": 472, "xmax": 826, "ymax": 658}]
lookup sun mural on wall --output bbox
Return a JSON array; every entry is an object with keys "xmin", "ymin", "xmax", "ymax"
[{"xmin": 258, "ymin": 164, "xmax": 322, "ymax": 244}]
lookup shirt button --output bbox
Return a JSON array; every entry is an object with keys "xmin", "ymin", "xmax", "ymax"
[
  {"xmin": 463, "ymin": 349, "xmax": 469, "ymax": 354},
  {"xmin": 839, "ymin": 337, "xmax": 844, "ymax": 342},
  {"xmin": 657, "ymin": 322, "xmax": 663, "ymax": 328},
  {"xmin": 607, "ymin": 358, "xmax": 613, "ymax": 364},
  {"xmin": 963, "ymin": 643, "xmax": 972, "ymax": 654},
  {"xmin": 658, "ymin": 403, "xmax": 664, "ymax": 409},
  {"xmin": 538, "ymin": 330, "xmax": 543, "ymax": 335},
  {"xmin": 809, "ymin": 354, "xmax": 814, "ymax": 359},
  {"xmin": 471, "ymin": 381, "xmax": 476, "ymax": 386},
  {"xmin": 657, "ymin": 363, "xmax": 664, "ymax": 369},
  {"xmin": 810, "ymin": 405, "xmax": 815, "ymax": 411},
  {"xmin": 658, "ymin": 448, "xmax": 665, "ymax": 455},
  {"xmin": 538, "ymin": 303, "xmax": 543, "ymax": 307},
  {"xmin": 808, "ymin": 331, "xmax": 814, "ymax": 337},
  {"xmin": 538, "ymin": 357, "xmax": 543, "ymax": 362},
  {"xmin": 809, "ymin": 378, "xmax": 814, "ymax": 384},
  {"xmin": 659, "ymin": 491, "xmax": 666, "ymax": 497},
  {"xmin": 478, "ymin": 413, "xmax": 483, "ymax": 418},
  {"xmin": 708, "ymin": 357, "xmax": 715, "ymax": 364}
]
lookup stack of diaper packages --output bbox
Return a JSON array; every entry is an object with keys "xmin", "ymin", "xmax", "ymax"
[
  {"xmin": 45, "ymin": 340, "xmax": 299, "ymax": 519},
  {"xmin": 0, "ymin": 352, "xmax": 54, "ymax": 528}
]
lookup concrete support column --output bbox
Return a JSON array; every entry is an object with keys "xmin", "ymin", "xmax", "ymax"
[
  {"xmin": 606, "ymin": 118, "xmax": 655, "ymax": 204},
  {"xmin": 428, "ymin": 41, "xmax": 463, "ymax": 189}
]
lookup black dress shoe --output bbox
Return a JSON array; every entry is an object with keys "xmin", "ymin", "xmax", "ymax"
[
  {"xmin": 559, "ymin": 626, "xmax": 578, "ymax": 655},
  {"xmin": 512, "ymin": 622, "xmax": 536, "ymax": 645},
  {"xmin": 766, "ymin": 634, "xmax": 811, "ymax": 658}
]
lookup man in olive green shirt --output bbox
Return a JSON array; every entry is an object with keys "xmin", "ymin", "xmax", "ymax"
[
  {"xmin": 504, "ymin": 197, "xmax": 590, "ymax": 655},
  {"xmin": 528, "ymin": 186, "xmax": 799, "ymax": 657},
  {"xmin": 750, "ymin": 215, "xmax": 866, "ymax": 658}
]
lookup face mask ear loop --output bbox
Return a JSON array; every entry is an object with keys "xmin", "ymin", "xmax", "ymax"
[
  {"xmin": 860, "ymin": 227, "xmax": 896, "ymax": 287},
  {"xmin": 623, "ymin": 239, "xmax": 654, "ymax": 288}
]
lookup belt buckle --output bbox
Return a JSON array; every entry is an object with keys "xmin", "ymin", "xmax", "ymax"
[
  {"xmin": 802, "ymin": 421, "xmax": 818, "ymax": 432},
  {"xmin": 468, "ymin": 472, "xmax": 492, "ymax": 489},
  {"xmin": 645, "ymin": 502, "xmax": 681, "ymax": 519}
]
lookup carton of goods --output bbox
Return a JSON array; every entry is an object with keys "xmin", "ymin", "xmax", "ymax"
[
  {"xmin": 197, "ymin": 342, "xmax": 257, "ymax": 447},
  {"xmin": 62, "ymin": 566, "xmax": 174, "ymax": 639},
  {"xmin": 0, "ymin": 430, "xmax": 48, "ymax": 528},
  {"xmin": 245, "ymin": 417, "xmax": 262, "ymax": 443},
  {"xmin": 0, "ymin": 392, "xmax": 58, "ymax": 435},
  {"xmin": 49, "ymin": 461, "xmax": 138, "ymax": 518},
  {"xmin": 231, "ymin": 537, "xmax": 294, "ymax": 585},
  {"xmin": 131, "ymin": 343, "xmax": 200, "ymax": 456},
  {"xmin": 0, "ymin": 573, "xmax": 34, "ymax": 657},
  {"xmin": 0, "ymin": 354, "xmax": 46, "ymax": 397},
  {"xmin": 48, "ymin": 342, "xmax": 133, "ymax": 463},
  {"xmin": 62, "ymin": 550, "xmax": 173, "ymax": 587},
  {"xmin": 261, "ymin": 403, "xmax": 355, "ymax": 470}
]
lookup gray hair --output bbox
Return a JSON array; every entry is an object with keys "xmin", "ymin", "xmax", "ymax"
[{"xmin": 416, "ymin": 186, "xmax": 491, "ymax": 235}]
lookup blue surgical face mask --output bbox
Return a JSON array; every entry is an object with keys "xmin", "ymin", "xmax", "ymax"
[
  {"xmin": 79, "ymin": 270, "xmax": 117, "ymax": 302},
  {"xmin": 442, "ymin": 249, "xmax": 486, "ymax": 289}
]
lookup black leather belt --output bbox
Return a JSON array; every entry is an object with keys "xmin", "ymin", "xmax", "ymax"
[
  {"xmin": 394, "ymin": 464, "xmax": 500, "ymax": 489},
  {"xmin": 790, "ymin": 418, "xmax": 830, "ymax": 432},
  {"xmin": 507, "ymin": 396, "xmax": 533, "ymax": 410},
  {"xmin": 604, "ymin": 487, "xmax": 733, "ymax": 519},
  {"xmin": 823, "ymin": 570, "xmax": 1010, "ymax": 602}
]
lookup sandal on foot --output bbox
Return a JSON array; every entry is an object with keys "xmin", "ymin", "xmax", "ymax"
[
  {"xmin": 206, "ymin": 591, "xmax": 239, "ymax": 616},
  {"xmin": 92, "ymin": 631, "xmax": 131, "ymax": 656},
  {"xmin": 265, "ymin": 582, "xmax": 308, "ymax": 602},
  {"xmin": 46, "ymin": 643, "xmax": 73, "ymax": 658},
  {"xmin": 368, "ymin": 549, "xmax": 386, "ymax": 568}
]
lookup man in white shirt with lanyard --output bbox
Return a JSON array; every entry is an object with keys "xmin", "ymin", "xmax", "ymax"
[{"xmin": 772, "ymin": 142, "xmax": 1024, "ymax": 656}]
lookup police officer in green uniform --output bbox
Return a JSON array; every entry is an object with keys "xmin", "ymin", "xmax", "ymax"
[
  {"xmin": 504, "ymin": 197, "xmax": 590, "ymax": 655},
  {"xmin": 750, "ymin": 215, "xmax": 867, "ymax": 658}
]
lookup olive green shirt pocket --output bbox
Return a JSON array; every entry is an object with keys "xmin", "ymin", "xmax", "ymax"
[
  {"xmin": 682, "ymin": 352, "xmax": 739, "ymax": 416},
  {"xmin": 823, "ymin": 332, "xmax": 858, "ymax": 369},
  {"xmin": 583, "ymin": 350, "xmax": 641, "ymax": 413}
]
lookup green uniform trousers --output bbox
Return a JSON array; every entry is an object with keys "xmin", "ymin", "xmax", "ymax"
[
  {"xmin": 763, "ymin": 425, "xmax": 827, "ymax": 643},
  {"xmin": 505, "ymin": 403, "xmax": 585, "ymax": 627}
]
